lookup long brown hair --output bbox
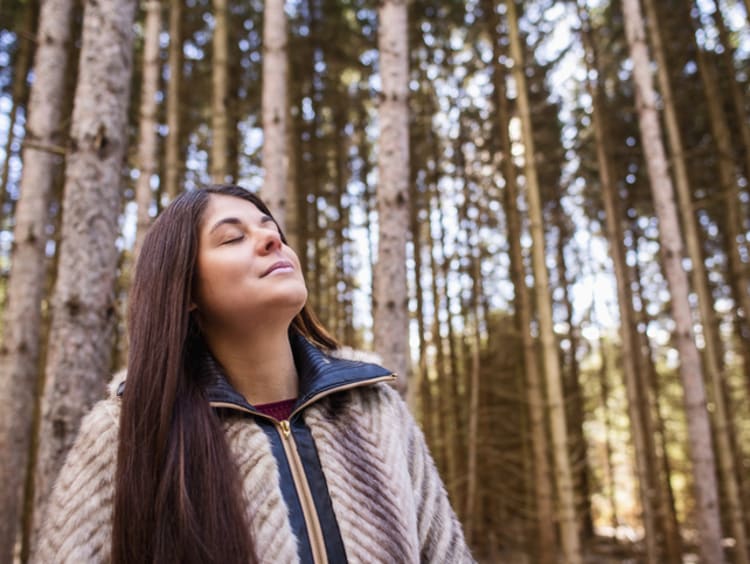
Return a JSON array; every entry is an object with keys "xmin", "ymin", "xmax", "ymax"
[{"xmin": 113, "ymin": 185, "xmax": 337, "ymax": 564}]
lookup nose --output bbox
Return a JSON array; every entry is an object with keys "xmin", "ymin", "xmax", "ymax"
[{"xmin": 259, "ymin": 228, "xmax": 282, "ymax": 254}]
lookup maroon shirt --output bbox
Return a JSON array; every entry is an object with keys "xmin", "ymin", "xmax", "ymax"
[{"xmin": 255, "ymin": 398, "xmax": 296, "ymax": 421}]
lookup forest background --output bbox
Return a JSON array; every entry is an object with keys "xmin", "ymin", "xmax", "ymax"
[{"xmin": 1, "ymin": 0, "xmax": 750, "ymax": 562}]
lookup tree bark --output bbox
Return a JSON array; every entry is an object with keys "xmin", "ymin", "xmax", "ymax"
[
  {"xmin": 164, "ymin": 0, "xmax": 183, "ymax": 202},
  {"xmin": 690, "ymin": 7, "xmax": 750, "ymax": 365},
  {"xmin": 621, "ymin": 0, "xmax": 725, "ymax": 561},
  {"xmin": 579, "ymin": 9, "xmax": 668, "ymax": 562},
  {"xmin": 0, "ymin": 0, "xmax": 37, "ymax": 225},
  {"xmin": 711, "ymin": 1, "xmax": 750, "ymax": 188},
  {"xmin": 555, "ymin": 211, "xmax": 594, "ymax": 541},
  {"xmin": 487, "ymin": 2, "xmax": 556, "ymax": 556},
  {"xmin": 629, "ymin": 242, "xmax": 684, "ymax": 564},
  {"xmin": 597, "ymin": 337, "xmax": 620, "ymax": 530},
  {"xmin": 211, "ymin": 0, "xmax": 229, "ymax": 183},
  {"xmin": 690, "ymin": 6, "xmax": 750, "ymax": 560},
  {"xmin": 134, "ymin": 0, "xmax": 162, "ymax": 259},
  {"xmin": 583, "ymin": 25, "xmax": 659, "ymax": 563},
  {"xmin": 0, "ymin": 0, "xmax": 74, "ymax": 560},
  {"xmin": 424, "ymin": 132, "xmax": 450, "ymax": 478},
  {"xmin": 284, "ymin": 102, "xmax": 300, "ymax": 254},
  {"xmin": 332, "ymin": 110, "xmax": 348, "ymax": 340},
  {"xmin": 506, "ymin": 1, "xmax": 581, "ymax": 561},
  {"xmin": 407, "ymin": 130, "xmax": 426, "ymax": 414},
  {"xmin": 648, "ymin": 0, "xmax": 748, "ymax": 561},
  {"xmin": 373, "ymin": 0, "xmax": 410, "ymax": 394},
  {"xmin": 464, "ymin": 253, "xmax": 482, "ymax": 546},
  {"xmin": 427, "ymin": 132, "xmax": 457, "ymax": 494},
  {"xmin": 456, "ymin": 130, "xmax": 484, "ymax": 545},
  {"xmin": 29, "ymin": 0, "xmax": 137, "ymax": 551},
  {"xmin": 434, "ymin": 168, "xmax": 466, "ymax": 515},
  {"xmin": 426, "ymin": 200, "xmax": 447, "ymax": 456},
  {"xmin": 261, "ymin": 0, "xmax": 290, "ymax": 230}
]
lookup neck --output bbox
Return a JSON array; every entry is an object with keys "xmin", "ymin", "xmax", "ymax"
[{"xmin": 203, "ymin": 326, "xmax": 298, "ymax": 406}]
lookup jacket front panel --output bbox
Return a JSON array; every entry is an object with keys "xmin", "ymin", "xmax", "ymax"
[
  {"xmin": 302, "ymin": 387, "xmax": 420, "ymax": 563},
  {"xmin": 287, "ymin": 417, "xmax": 347, "ymax": 562}
]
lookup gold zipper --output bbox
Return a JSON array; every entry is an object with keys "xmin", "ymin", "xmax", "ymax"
[
  {"xmin": 276, "ymin": 421, "xmax": 328, "ymax": 564},
  {"xmin": 280, "ymin": 419, "xmax": 291, "ymax": 437}
]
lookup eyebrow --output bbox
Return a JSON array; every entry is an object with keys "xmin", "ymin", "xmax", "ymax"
[{"xmin": 208, "ymin": 214, "xmax": 275, "ymax": 235}]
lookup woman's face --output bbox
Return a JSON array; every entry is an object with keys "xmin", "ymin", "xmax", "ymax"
[{"xmin": 192, "ymin": 194, "xmax": 308, "ymax": 332}]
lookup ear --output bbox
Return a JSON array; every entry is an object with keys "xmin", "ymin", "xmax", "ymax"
[{"xmin": 188, "ymin": 302, "xmax": 197, "ymax": 312}]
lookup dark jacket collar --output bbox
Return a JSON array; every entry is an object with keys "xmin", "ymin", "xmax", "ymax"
[{"xmin": 204, "ymin": 333, "xmax": 392, "ymax": 415}]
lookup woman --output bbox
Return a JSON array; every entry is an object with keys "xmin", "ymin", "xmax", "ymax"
[{"xmin": 36, "ymin": 184, "xmax": 472, "ymax": 564}]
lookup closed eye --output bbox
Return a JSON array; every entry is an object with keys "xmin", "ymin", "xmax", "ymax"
[{"xmin": 221, "ymin": 234, "xmax": 244, "ymax": 245}]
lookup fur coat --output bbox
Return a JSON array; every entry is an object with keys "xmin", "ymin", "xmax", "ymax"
[{"xmin": 34, "ymin": 340, "xmax": 474, "ymax": 563}]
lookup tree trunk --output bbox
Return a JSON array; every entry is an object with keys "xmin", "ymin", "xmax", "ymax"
[
  {"xmin": 210, "ymin": 0, "xmax": 229, "ymax": 183},
  {"xmin": 629, "ymin": 244, "xmax": 684, "ymax": 564},
  {"xmin": 690, "ymin": 7, "xmax": 750, "ymax": 561},
  {"xmin": 0, "ymin": 0, "xmax": 74, "ymax": 560},
  {"xmin": 554, "ymin": 204, "xmax": 594, "ymax": 541},
  {"xmin": 285, "ymin": 102, "xmax": 300, "ymax": 254},
  {"xmin": 0, "ymin": 0, "xmax": 37, "ymax": 225},
  {"xmin": 434, "ymin": 178, "xmax": 465, "ymax": 515},
  {"xmin": 134, "ymin": 0, "xmax": 162, "ymax": 258},
  {"xmin": 332, "ymin": 110, "xmax": 348, "ymax": 340},
  {"xmin": 727, "ymin": 262, "xmax": 750, "ymax": 400},
  {"xmin": 373, "ymin": 0, "xmax": 410, "ymax": 394},
  {"xmin": 648, "ymin": 0, "xmax": 748, "ymax": 561},
  {"xmin": 226, "ymin": 41, "xmax": 241, "ymax": 186},
  {"xmin": 164, "ymin": 0, "xmax": 183, "ymax": 202},
  {"xmin": 711, "ymin": 1, "xmax": 750, "ymax": 188},
  {"xmin": 487, "ymin": 2, "xmax": 556, "ymax": 556},
  {"xmin": 457, "ymin": 131, "xmax": 484, "ymax": 545},
  {"xmin": 29, "ymin": 0, "xmax": 137, "ymax": 551},
  {"xmin": 407, "ymin": 130, "xmax": 425, "ymax": 414},
  {"xmin": 426, "ymin": 202, "xmax": 447, "ymax": 457},
  {"xmin": 711, "ymin": 3, "xmax": 750, "ymax": 397},
  {"xmin": 427, "ymin": 140, "xmax": 456, "ymax": 493},
  {"xmin": 598, "ymin": 337, "xmax": 620, "ymax": 530},
  {"xmin": 464, "ymin": 259, "xmax": 482, "ymax": 546},
  {"xmin": 621, "ymin": 0, "xmax": 725, "ymax": 561},
  {"xmin": 260, "ymin": 0, "xmax": 290, "ymax": 230},
  {"xmin": 580, "ymin": 8, "xmax": 683, "ymax": 560},
  {"xmin": 582, "ymin": 38, "xmax": 659, "ymax": 564},
  {"xmin": 423, "ymin": 130, "xmax": 449, "ymax": 477},
  {"xmin": 506, "ymin": 1, "xmax": 582, "ymax": 561},
  {"xmin": 691, "ymin": 7, "xmax": 750, "ymax": 365}
]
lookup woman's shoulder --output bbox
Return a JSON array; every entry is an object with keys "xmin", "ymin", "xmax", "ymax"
[
  {"xmin": 71, "ymin": 369, "xmax": 125, "ymax": 439},
  {"xmin": 75, "ymin": 394, "xmax": 121, "ymax": 447},
  {"xmin": 34, "ymin": 374, "xmax": 123, "ymax": 563}
]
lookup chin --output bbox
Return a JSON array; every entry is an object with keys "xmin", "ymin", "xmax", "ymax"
[{"xmin": 275, "ymin": 286, "xmax": 309, "ymax": 314}]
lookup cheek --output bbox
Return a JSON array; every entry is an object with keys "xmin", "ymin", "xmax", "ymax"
[{"xmin": 193, "ymin": 256, "xmax": 233, "ymax": 308}]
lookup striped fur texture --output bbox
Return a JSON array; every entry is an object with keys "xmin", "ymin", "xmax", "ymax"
[{"xmin": 34, "ymin": 382, "xmax": 473, "ymax": 563}]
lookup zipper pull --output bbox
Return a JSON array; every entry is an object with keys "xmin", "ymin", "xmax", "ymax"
[{"xmin": 279, "ymin": 419, "xmax": 291, "ymax": 438}]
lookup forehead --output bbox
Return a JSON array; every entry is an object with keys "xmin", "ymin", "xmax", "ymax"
[{"xmin": 201, "ymin": 194, "xmax": 264, "ymax": 228}]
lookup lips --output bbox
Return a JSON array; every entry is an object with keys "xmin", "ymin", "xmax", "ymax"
[{"xmin": 262, "ymin": 260, "xmax": 294, "ymax": 277}]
